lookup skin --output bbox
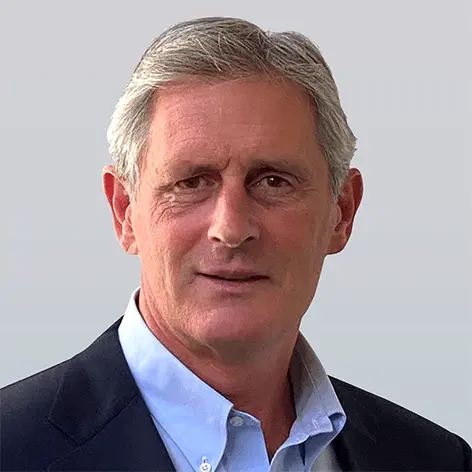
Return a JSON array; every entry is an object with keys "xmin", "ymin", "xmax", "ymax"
[{"xmin": 103, "ymin": 76, "xmax": 363, "ymax": 458}]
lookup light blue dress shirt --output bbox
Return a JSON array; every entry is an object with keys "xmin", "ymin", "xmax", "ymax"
[{"xmin": 118, "ymin": 288, "xmax": 346, "ymax": 472}]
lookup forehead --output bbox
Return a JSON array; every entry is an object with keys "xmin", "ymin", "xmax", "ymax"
[{"xmin": 146, "ymin": 78, "xmax": 323, "ymax": 171}]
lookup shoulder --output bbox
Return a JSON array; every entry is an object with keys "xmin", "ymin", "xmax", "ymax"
[
  {"xmin": 1, "ymin": 358, "xmax": 77, "ymax": 471},
  {"xmin": 332, "ymin": 376, "xmax": 459, "ymax": 435},
  {"xmin": 1, "ymin": 318, "xmax": 132, "ymax": 471},
  {"xmin": 2, "ymin": 358, "xmax": 69, "ymax": 412},
  {"xmin": 330, "ymin": 376, "xmax": 472, "ymax": 470}
]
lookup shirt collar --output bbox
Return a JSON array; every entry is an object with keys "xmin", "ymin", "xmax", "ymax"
[
  {"xmin": 118, "ymin": 288, "xmax": 232, "ymax": 470},
  {"xmin": 119, "ymin": 287, "xmax": 346, "ymax": 467},
  {"xmin": 288, "ymin": 335, "xmax": 346, "ymax": 445}
]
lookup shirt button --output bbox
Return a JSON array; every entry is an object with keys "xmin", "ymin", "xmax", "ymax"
[
  {"xmin": 200, "ymin": 458, "xmax": 212, "ymax": 472},
  {"xmin": 229, "ymin": 415, "xmax": 244, "ymax": 427}
]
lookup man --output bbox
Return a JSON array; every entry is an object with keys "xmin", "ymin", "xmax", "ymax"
[{"xmin": 1, "ymin": 16, "xmax": 470, "ymax": 472}]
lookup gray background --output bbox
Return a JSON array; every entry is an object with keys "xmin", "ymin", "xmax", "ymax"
[{"xmin": 1, "ymin": 0, "xmax": 471, "ymax": 445}]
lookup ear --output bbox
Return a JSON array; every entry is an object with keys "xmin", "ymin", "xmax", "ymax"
[
  {"xmin": 102, "ymin": 165, "xmax": 138, "ymax": 255},
  {"xmin": 327, "ymin": 168, "xmax": 363, "ymax": 255}
]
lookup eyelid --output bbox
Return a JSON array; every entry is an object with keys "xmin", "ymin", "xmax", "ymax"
[
  {"xmin": 252, "ymin": 173, "xmax": 294, "ymax": 185},
  {"xmin": 175, "ymin": 174, "xmax": 217, "ymax": 189}
]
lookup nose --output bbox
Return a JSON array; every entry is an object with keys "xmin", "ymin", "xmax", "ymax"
[{"xmin": 207, "ymin": 184, "xmax": 260, "ymax": 248}]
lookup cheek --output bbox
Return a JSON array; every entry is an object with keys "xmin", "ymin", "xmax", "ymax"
[
  {"xmin": 270, "ymin": 206, "xmax": 333, "ymax": 276},
  {"xmin": 274, "ymin": 204, "xmax": 330, "ymax": 245},
  {"xmin": 141, "ymin": 200, "xmax": 209, "ymax": 270}
]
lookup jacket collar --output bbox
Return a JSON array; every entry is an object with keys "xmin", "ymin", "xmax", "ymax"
[{"xmin": 47, "ymin": 318, "xmax": 383, "ymax": 471}]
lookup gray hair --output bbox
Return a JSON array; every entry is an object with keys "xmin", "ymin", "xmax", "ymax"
[{"xmin": 107, "ymin": 17, "xmax": 357, "ymax": 198}]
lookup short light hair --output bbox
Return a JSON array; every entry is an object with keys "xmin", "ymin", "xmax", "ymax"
[{"xmin": 107, "ymin": 17, "xmax": 357, "ymax": 198}]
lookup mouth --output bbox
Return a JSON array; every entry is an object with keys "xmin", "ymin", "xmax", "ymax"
[
  {"xmin": 200, "ymin": 274, "xmax": 268, "ymax": 282},
  {"xmin": 196, "ymin": 272, "xmax": 270, "ymax": 294}
]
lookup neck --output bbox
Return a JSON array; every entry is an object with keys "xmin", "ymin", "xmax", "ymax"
[{"xmin": 138, "ymin": 288, "xmax": 299, "ymax": 455}]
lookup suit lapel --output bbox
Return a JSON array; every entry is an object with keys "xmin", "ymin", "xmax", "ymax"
[
  {"xmin": 47, "ymin": 319, "xmax": 175, "ymax": 472},
  {"xmin": 330, "ymin": 377, "xmax": 386, "ymax": 471}
]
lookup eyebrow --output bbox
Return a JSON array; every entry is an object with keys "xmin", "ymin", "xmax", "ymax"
[
  {"xmin": 158, "ymin": 156, "xmax": 313, "ymax": 180},
  {"xmin": 248, "ymin": 158, "xmax": 312, "ymax": 177}
]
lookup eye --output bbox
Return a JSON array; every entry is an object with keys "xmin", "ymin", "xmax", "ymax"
[
  {"xmin": 255, "ymin": 175, "xmax": 291, "ymax": 188},
  {"xmin": 175, "ymin": 175, "xmax": 213, "ymax": 191},
  {"xmin": 250, "ymin": 174, "xmax": 295, "ymax": 202}
]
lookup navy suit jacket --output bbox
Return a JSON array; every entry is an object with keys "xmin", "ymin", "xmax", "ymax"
[{"xmin": 1, "ymin": 319, "xmax": 471, "ymax": 471}]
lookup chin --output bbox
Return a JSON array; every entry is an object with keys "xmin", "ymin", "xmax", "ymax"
[{"xmin": 188, "ymin": 305, "xmax": 281, "ymax": 346}]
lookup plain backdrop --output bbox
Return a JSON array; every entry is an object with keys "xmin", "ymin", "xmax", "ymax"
[{"xmin": 1, "ymin": 0, "xmax": 471, "ymax": 445}]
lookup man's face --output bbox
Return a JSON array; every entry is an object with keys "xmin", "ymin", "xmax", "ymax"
[{"xmin": 105, "ymin": 78, "xmax": 360, "ymax": 354}]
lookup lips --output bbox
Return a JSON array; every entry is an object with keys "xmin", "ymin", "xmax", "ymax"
[
  {"xmin": 197, "ymin": 270, "xmax": 269, "ymax": 293},
  {"xmin": 201, "ymin": 274, "xmax": 267, "ymax": 282},
  {"xmin": 198, "ymin": 269, "xmax": 268, "ymax": 282}
]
